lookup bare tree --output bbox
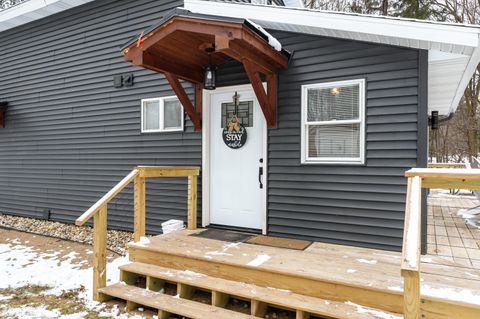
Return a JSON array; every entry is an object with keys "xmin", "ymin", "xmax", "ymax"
[{"xmin": 431, "ymin": 0, "xmax": 480, "ymax": 161}]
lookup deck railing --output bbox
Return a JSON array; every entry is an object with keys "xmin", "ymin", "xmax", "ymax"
[
  {"xmin": 401, "ymin": 168, "xmax": 480, "ymax": 319},
  {"xmin": 427, "ymin": 162, "xmax": 466, "ymax": 168},
  {"xmin": 75, "ymin": 166, "xmax": 200, "ymax": 301}
]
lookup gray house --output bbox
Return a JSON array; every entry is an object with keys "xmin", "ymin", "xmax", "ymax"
[{"xmin": 0, "ymin": 0, "xmax": 479, "ymax": 251}]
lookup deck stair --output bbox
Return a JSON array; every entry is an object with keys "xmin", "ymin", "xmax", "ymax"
[{"xmin": 99, "ymin": 261, "xmax": 403, "ymax": 319}]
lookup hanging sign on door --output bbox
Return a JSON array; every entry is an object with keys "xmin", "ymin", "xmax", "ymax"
[
  {"xmin": 223, "ymin": 117, "xmax": 247, "ymax": 149},
  {"xmin": 222, "ymin": 92, "xmax": 247, "ymax": 149}
]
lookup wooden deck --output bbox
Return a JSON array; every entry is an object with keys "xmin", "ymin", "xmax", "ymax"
[
  {"xmin": 77, "ymin": 166, "xmax": 480, "ymax": 318},
  {"xmin": 123, "ymin": 225, "xmax": 480, "ymax": 319}
]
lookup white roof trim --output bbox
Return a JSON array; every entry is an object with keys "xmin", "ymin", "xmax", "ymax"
[
  {"xmin": 185, "ymin": 0, "xmax": 480, "ymax": 115},
  {"xmin": 0, "ymin": 0, "xmax": 94, "ymax": 32}
]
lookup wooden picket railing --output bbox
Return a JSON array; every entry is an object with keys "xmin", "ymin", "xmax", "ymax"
[
  {"xmin": 401, "ymin": 168, "xmax": 480, "ymax": 319},
  {"xmin": 75, "ymin": 166, "xmax": 200, "ymax": 301}
]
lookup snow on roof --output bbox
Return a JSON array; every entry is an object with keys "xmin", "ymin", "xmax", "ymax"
[
  {"xmin": 185, "ymin": 0, "xmax": 480, "ymax": 116},
  {"xmin": 0, "ymin": 0, "xmax": 94, "ymax": 32}
]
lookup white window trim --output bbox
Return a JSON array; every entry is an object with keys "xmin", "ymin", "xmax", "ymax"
[
  {"xmin": 141, "ymin": 96, "xmax": 184, "ymax": 133},
  {"xmin": 301, "ymin": 79, "xmax": 366, "ymax": 165}
]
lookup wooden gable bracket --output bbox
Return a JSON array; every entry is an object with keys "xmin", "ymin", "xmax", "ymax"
[
  {"xmin": 0, "ymin": 102, "xmax": 7, "ymax": 128},
  {"xmin": 215, "ymin": 35, "xmax": 284, "ymax": 129},
  {"xmin": 164, "ymin": 73, "xmax": 203, "ymax": 131},
  {"xmin": 242, "ymin": 59, "xmax": 277, "ymax": 128}
]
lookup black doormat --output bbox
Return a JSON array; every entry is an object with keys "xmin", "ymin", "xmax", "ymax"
[{"xmin": 191, "ymin": 228, "xmax": 253, "ymax": 243}]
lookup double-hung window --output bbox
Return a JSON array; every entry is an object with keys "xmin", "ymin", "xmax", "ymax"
[
  {"xmin": 141, "ymin": 96, "xmax": 184, "ymax": 133},
  {"xmin": 301, "ymin": 79, "xmax": 365, "ymax": 164}
]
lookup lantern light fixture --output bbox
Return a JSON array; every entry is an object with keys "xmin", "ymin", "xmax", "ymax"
[{"xmin": 204, "ymin": 47, "xmax": 217, "ymax": 90}]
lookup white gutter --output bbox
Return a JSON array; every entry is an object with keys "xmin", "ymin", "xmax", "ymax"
[
  {"xmin": 448, "ymin": 37, "xmax": 480, "ymax": 115},
  {"xmin": 185, "ymin": 0, "xmax": 480, "ymax": 55},
  {"xmin": 0, "ymin": 0, "xmax": 94, "ymax": 32}
]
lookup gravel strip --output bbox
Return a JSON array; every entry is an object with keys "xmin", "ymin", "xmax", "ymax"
[{"xmin": 0, "ymin": 213, "xmax": 133, "ymax": 255}]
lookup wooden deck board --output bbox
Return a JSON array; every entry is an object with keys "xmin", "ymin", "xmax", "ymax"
[{"xmin": 129, "ymin": 229, "xmax": 480, "ymax": 316}]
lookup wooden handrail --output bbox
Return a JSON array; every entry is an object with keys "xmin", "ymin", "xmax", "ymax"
[
  {"xmin": 401, "ymin": 168, "xmax": 480, "ymax": 318},
  {"xmin": 427, "ymin": 162, "xmax": 466, "ymax": 168},
  {"xmin": 75, "ymin": 165, "xmax": 200, "ymax": 301},
  {"xmin": 401, "ymin": 176, "xmax": 422, "ymax": 273},
  {"xmin": 75, "ymin": 169, "xmax": 140, "ymax": 226},
  {"xmin": 401, "ymin": 176, "xmax": 422, "ymax": 319}
]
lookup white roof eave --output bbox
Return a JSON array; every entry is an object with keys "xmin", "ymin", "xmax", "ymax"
[
  {"xmin": 185, "ymin": 0, "xmax": 480, "ymax": 115},
  {"xmin": 0, "ymin": 0, "xmax": 94, "ymax": 32}
]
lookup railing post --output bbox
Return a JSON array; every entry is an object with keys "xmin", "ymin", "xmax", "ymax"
[
  {"xmin": 187, "ymin": 174, "xmax": 198, "ymax": 230},
  {"xmin": 93, "ymin": 205, "xmax": 107, "ymax": 301},
  {"xmin": 401, "ymin": 176, "xmax": 422, "ymax": 319},
  {"xmin": 403, "ymin": 269, "xmax": 421, "ymax": 319},
  {"xmin": 134, "ymin": 174, "xmax": 146, "ymax": 242}
]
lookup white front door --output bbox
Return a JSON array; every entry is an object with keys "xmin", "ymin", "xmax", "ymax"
[{"xmin": 207, "ymin": 87, "xmax": 266, "ymax": 230}]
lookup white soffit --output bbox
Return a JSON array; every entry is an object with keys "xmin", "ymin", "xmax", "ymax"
[
  {"xmin": 0, "ymin": 0, "xmax": 94, "ymax": 32},
  {"xmin": 185, "ymin": 0, "xmax": 480, "ymax": 115}
]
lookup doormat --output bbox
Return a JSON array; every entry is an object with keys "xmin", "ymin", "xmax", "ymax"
[
  {"xmin": 246, "ymin": 235, "xmax": 312, "ymax": 251},
  {"xmin": 191, "ymin": 228, "xmax": 253, "ymax": 243}
]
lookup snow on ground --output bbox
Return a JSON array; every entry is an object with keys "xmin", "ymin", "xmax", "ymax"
[{"xmin": 0, "ymin": 237, "xmax": 144, "ymax": 319}]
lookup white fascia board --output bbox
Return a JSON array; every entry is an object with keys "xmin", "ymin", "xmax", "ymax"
[
  {"xmin": 0, "ymin": 0, "xmax": 93, "ymax": 32},
  {"xmin": 184, "ymin": 0, "xmax": 480, "ymax": 54},
  {"xmin": 447, "ymin": 39, "xmax": 480, "ymax": 115}
]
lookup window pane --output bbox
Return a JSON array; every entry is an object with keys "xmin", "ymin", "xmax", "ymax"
[
  {"xmin": 221, "ymin": 101, "xmax": 253, "ymax": 127},
  {"xmin": 307, "ymin": 84, "xmax": 359, "ymax": 122},
  {"xmin": 308, "ymin": 124, "xmax": 360, "ymax": 158},
  {"xmin": 144, "ymin": 100, "xmax": 160, "ymax": 131},
  {"xmin": 164, "ymin": 99, "xmax": 183, "ymax": 129}
]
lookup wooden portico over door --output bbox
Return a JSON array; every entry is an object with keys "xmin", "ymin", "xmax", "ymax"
[{"xmin": 121, "ymin": 7, "xmax": 289, "ymax": 232}]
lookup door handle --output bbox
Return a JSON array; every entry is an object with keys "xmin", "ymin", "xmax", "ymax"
[{"xmin": 258, "ymin": 166, "xmax": 264, "ymax": 189}]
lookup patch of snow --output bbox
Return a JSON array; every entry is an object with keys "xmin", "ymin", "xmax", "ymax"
[
  {"xmin": 356, "ymin": 258, "xmax": 377, "ymax": 265},
  {"xmin": 137, "ymin": 236, "xmax": 150, "ymax": 246},
  {"xmin": 421, "ymin": 284, "xmax": 480, "ymax": 305},
  {"xmin": 345, "ymin": 301, "xmax": 402, "ymax": 319},
  {"xmin": 246, "ymin": 19, "xmax": 282, "ymax": 51},
  {"xmin": 421, "ymin": 256, "xmax": 433, "ymax": 263},
  {"xmin": 405, "ymin": 176, "xmax": 421, "ymax": 269},
  {"xmin": 346, "ymin": 269, "xmax": 357, "ymax": 273},
  {"xmin": 247, "ymin": 254, "xmax": 271, "ymax": 267},
  {"xmin": 387, "ymin": 286, "xmax": 403, "ymax": 292},
  {"xmin": 205, "ymin": 242, "xmax": 241, "ymax": 257},
  {"xmin": 0, "ymin": 241, "xmax": 133, "ymax": 318},
  {"xmin": 266, "ymin": 286, "xmax": 291, "ymax": 293}
]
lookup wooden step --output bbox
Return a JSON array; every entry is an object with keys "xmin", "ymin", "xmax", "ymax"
[
  {"xmin": 119, "ymin": 261, "xmax": 404, "ymax": 319},
  {"xmin": 99, "ymin": 282, "xmax": 255, "ymax": 319}
]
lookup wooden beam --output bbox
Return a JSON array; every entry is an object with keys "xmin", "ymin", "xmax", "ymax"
[
  {"xmin": 243, "ymin": 59, "xmax": 276, "ymax": 128},
  {"xmin": 216, "ymin": 36, "xmax": 277, "ymax": 75},
  {"xmin": 134, "ymin": 175, "xmax": 146, "ymax": 242},
  {"xmin": 0, "ymin": 103, "xmax": 7, "ymax": 129},
  {"xmin": 137, "ymin": 166, "xmax": 200, "ymax": 178},
  {"xmin": 403, "ymin": 270, "xmax": 420, "ymax": 319},
  {"xmin": 93, "ymin": 205, "xmax": 107, "ymax": 301},
  {"xmin": 164, "ymin": 72, "xmax": 202, "ymax": 131},
  {"xmin": 132, "ymin": 51, "xmax": 204, "ymax": 84},
  {"xmin": 251, "ymin": 300, "xmax": 268, "ymax": 317},
  {"xmin": 187, "ymin": 174, "xmax": 198, "ymax": 230},
  {"xmin": 195, "ymin": 83, "xmax": 203, "ymax": 115},
  {"xmin": 212, "ymin": 291, "xmax": 230, "ymax": 308},
  {"xmin": 76, "ymin": 169, "xmax": 139, "ymax": 226}
]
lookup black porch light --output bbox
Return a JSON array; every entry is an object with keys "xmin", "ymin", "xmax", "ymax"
[{"xmin": 204, "ymin": 47, "xmax": 217, "ymax": 90}]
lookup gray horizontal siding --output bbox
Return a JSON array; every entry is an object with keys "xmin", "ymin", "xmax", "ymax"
[
  {"xmin": 266, "ymin": 31, "xmax": 426, "ymax": 251},
  {"xmin": 0, "ymin": 0, "xmax": 426, "ymax": 251},
  {"xmin": 0, "ymin": 0, "xmax": 202, "ymax": 233}
]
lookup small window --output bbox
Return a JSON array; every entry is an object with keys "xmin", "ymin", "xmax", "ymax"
[
  {"xmin": 141, "ymin": 96, "xmax": 184, "ymax": 133},
  {"xmin": 221, "ymin": 101, "xmax": 254, "ymax": 128},
  {"xmin": 301, "ymin": 79, "xmax": 365, "ymax": 164}
]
